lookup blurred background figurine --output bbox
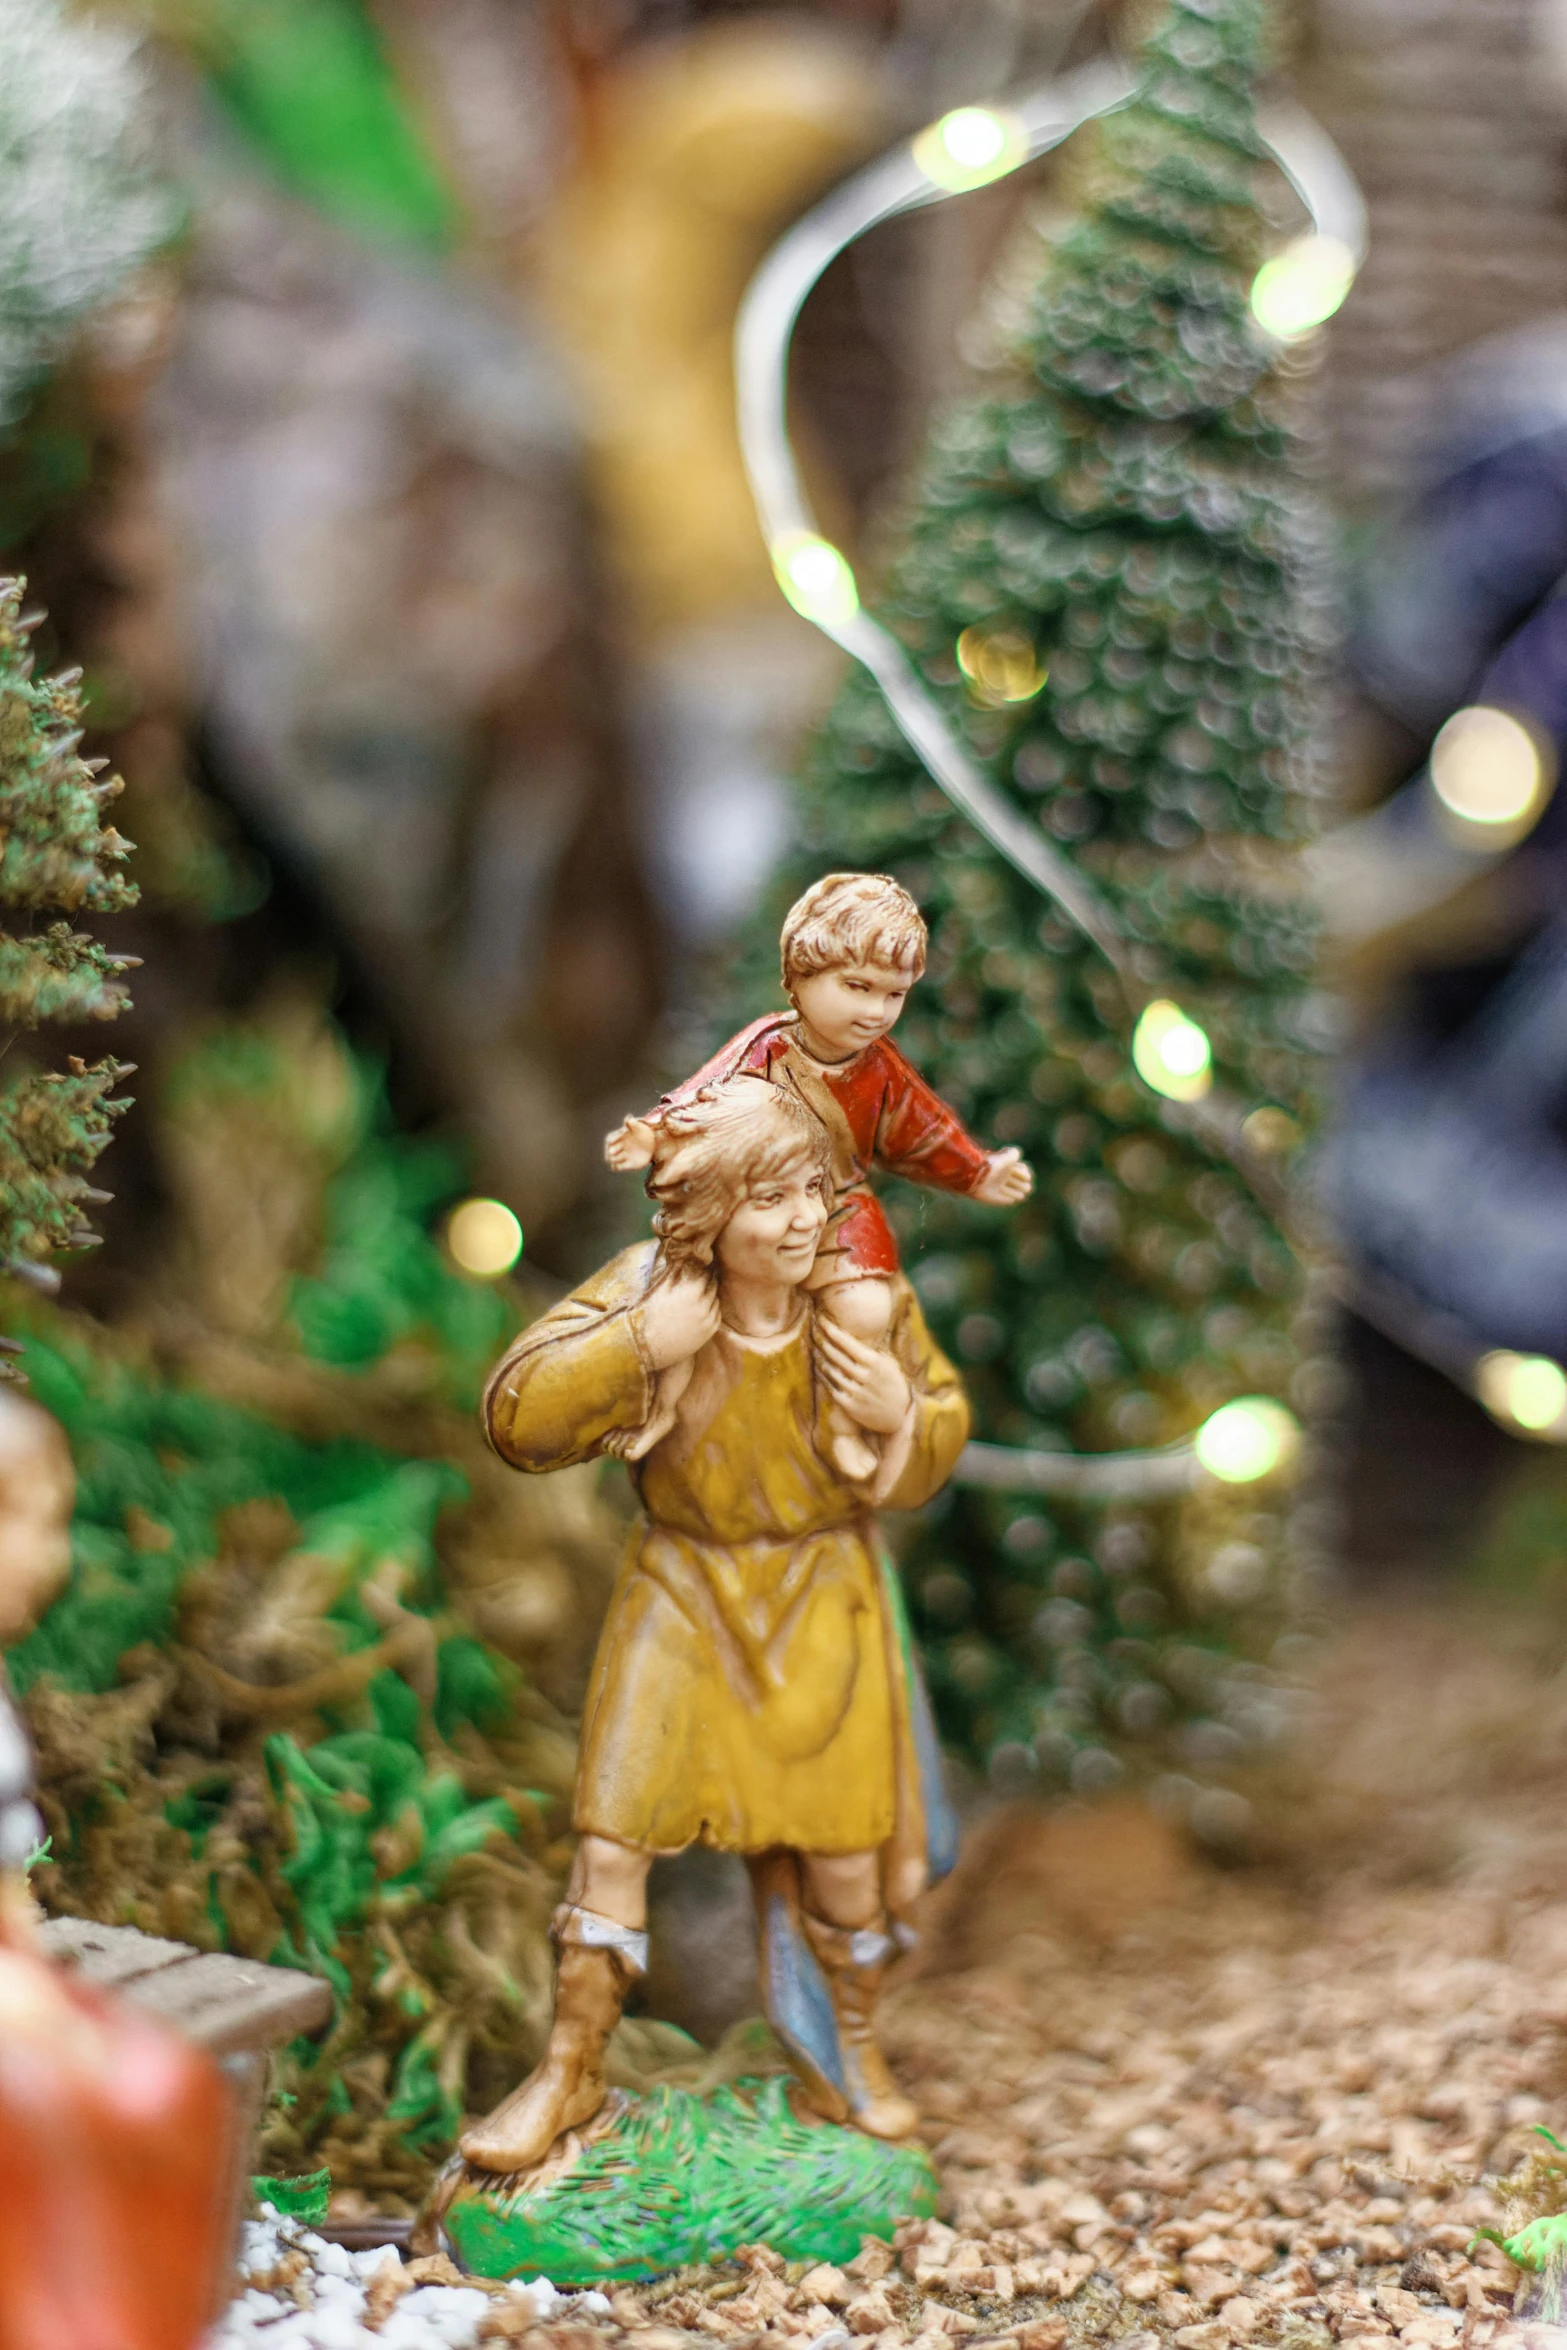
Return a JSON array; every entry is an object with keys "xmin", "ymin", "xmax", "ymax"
[
  {"xmin": 0, "ymin": 1384, "xmax": 237, "ymax": 2350},
  {"xmin": 0, "ymin": 1387, "xmax": 71, "ymax": 1879},
  {"xmin": 0, "ymin": 1388, "xmax": 72, "ymax": 1656}
]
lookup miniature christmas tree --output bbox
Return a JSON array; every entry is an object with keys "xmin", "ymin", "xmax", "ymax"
[
  {"xmin": 0, "ymin": 578, "xmax": 136, "ymax": 1324},
  {"xmin": 733, "ymin": 0, "xmax": 1326, "ymax": 1798}
]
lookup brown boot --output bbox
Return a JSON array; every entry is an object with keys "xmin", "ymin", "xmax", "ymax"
[
  {"xmin": 459, "ymin": 1927, "xmax": 638, "ymax": 2174},
  {"xmin": 801, "ymin": 1914, "xmax": 919, "ymax": 2142}
]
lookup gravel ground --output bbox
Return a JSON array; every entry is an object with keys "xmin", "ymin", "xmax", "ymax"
[{"xmin": 211, "ymin": 1598, "xmax": 1567, "ymax": 2350}]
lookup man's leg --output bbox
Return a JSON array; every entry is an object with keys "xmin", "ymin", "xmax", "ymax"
[
  {"xmin": 459, "ymin": 1836, "xmax": 653, "ymax": 2173},
  {"xmin": 817, "ymin": 1276, "xmax": 895, "ymax": 1482},
  {"xmin": 798, "ymin": 1847, "xmax": 919, "ymax": 2141}
]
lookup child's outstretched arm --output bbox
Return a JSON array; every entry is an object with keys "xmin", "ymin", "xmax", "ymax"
[
  {"xmin": 873, "ymin": 1043, "xmax": 1034, "ymax": 1203},
  {"xmin": 602, "ymin": 1013, "xmax": 791, "ymax": 1173},
  {"xmin": 971, "ymin": 1145, "xmax": 1033, "ymax": 1204},
  {"xmin": 605, "ymin": 1114, "xmax": 658, "ymax": 1170}
]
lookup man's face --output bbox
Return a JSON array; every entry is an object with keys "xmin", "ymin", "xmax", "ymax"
[
  {"xmin": 715, "ymin": 1157, "xmax": 829, "ymax": 1287},
  {"xmin": 792, "ymin": 959, "xmax": 916, "ymax": 1059}
]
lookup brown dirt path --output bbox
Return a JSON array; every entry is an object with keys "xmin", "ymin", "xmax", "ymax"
[
  {"xmin": 862, "ymin": 1597, "xmax": 1567, "ymax": 2350},
  {"xmin": 593, "ymin": 1600, "xmax": 1567, "ymax": 2350}
]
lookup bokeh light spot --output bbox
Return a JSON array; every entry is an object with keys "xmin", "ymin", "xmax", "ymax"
[
  {"xmin": 1241, "ymin": 1106, "xmax": 1301, "ymax": 1156},
  {"xmin": 1250, "ymin": 233, "xmax": 1356, "ymax": 340},
  {"xmin": 913, "ymin": 106, "xmax": 1025, "ymax": 191},
  {"xmin": 956, "ymin": 623, "xmax": 1047, "ymax": 706},
  {"xmin": 771, "ymin": 532, "xmax": 859, "ymax": 628},
  {"xmin": 1429, "ymin": 704, "xmax": 1553, "ymax": 839},
  {"xmin": 1132, "ymin": 1000, "xmax": 1213, "ymax": 1102},
  {"xmin": 447, "ymin": 1197, "xmax": 523, "ymax": 1279},
  {"xmin": 1476, "ymin": 1350, "xmax": 1567, "ymax": 1436},
  {"xmin": 1195, "ymin": 1397, "xmax": 1301, "ymax": 1483}
]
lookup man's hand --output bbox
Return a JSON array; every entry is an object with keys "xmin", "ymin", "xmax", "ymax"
[
  {"xmin": 817, "ymin": 1321, "xmax": 911, "ymax": 1436},
  {"xmin": 973, "ymin": 1145, "xmax": 1033, "ymax": 1206},
  {"xmin": 605, "ymin": 1114, "xmax": 658, "ymax": 1172},
  {"xmin": 639, "ymin": 1271, "xmax": 721, "ymax": 1368}
]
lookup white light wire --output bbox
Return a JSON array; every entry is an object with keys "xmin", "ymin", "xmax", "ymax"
[
  {"xmin": 733, "ymin": 65, "xmax": 1368, "ymax": 1496},
  {"xmin": 734, "ymin": 68, "xmax": 1368, "ymax": 994}
]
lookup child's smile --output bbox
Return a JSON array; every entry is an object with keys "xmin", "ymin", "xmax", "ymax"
[{"xmin": 792, "ymin": 959, "xmax": 916, "ymax": 1062}]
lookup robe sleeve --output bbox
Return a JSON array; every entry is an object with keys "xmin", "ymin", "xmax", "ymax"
[
  {"xmin": 870, "ymin": 1277, "xmax": 971, "ymax": 1510},
  {"xmin": 870, "ymin": 1042, "xmax": 993, "ymax": 1195},
  {"xmin": 483, "ymin": 1246, "xmax": 657, "ymax": 1471}
]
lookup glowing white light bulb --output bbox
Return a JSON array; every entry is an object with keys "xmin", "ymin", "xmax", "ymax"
[
  {"xmin": 1132, "ymin": 1000, "xmax": 1213, "ymax": 1102},
  {"xmin": 1476, "ymin": 1350, "xmax": 1567, "ymax": 1436},
  {"xmin": 447, "ymin": 1197, "xmax": 523, "ymax": 1278},
  {"xmin": 1428, "ymin": 705, "xmax": 1553, "ymax": 841},
  {"xmin": 771, "ymin": 532, "xmax": 860, "ymax": 628},
  {"xmin": 1250, "ymin": 233, "xmax": 1357, "ymax": 341},
  {"xmin": 912, "ymin": 106, "xmax": 1026, "ymax": 192},
  {"xmin": 1195, "ymin": 1397, "xmax": 1301, "ymax": 1484}
]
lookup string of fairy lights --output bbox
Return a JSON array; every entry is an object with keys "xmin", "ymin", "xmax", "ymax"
[
  {"xmin": 436, "ymin": 65, "xmax": 1567, "ymax": 1485},
  {"xmin": 727, "ymin": 68, "xmax": 1567, "ymax": 1474}
]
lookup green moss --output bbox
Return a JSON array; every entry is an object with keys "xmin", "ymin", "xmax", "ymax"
[{"xmin": 252, "ymin": 2169, "xmax": 332, "ymax": 2227}]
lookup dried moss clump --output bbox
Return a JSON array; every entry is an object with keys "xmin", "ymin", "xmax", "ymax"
[{"xmin": 10, "ymin": 1007, "xmax": 630, "ymax": 2207}]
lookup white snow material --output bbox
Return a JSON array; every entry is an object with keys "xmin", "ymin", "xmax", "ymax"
[{"xmin": 205, "ymin": 2206, "xmax": 582, "ymax": 2349}]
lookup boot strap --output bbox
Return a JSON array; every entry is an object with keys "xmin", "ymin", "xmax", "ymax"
[
  {"xmin": 803, "ymin": 1910, "xmax": 897, "ymax": 1970},
  {"xmin": 552, "ymin": 1902, "xmax": 648, "ymax": 1974}
]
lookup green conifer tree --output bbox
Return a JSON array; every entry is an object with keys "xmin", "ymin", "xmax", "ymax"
[
  {"xmin": 0, "ymin": 578, "xmax": 136, "ymax": 1332},
  {"xmin": 733, "ymin": 0, "xmax": 1326, "ymax": 1801}
]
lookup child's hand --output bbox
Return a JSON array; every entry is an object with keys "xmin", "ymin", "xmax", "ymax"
[
  {"xmin": 639, "ymin": 1271, "xmax": 722, "ymax": 1368},
  {"xmin": 817, "ymin": 1321, "xmax": 912, "ymax": 1435},
  {"xmin": 974, "ymin": 1146, "xmax": 1033, "ymax": 1206},
  {"xmin": 605, "ymin": 1114, "xmax": 658, "ymax": 1172}
]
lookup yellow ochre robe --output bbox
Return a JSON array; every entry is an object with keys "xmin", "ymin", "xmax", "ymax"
[{"xmin": 483, "ymin": 1243, "xmax": 968, "ymax": 1865}]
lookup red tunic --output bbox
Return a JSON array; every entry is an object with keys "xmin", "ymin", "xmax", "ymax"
[{"xmin": 656, "ymin": 1014, "xmax": 992, "ymax": 1279}]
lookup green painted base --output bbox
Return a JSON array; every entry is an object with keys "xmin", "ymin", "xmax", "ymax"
[{"xmin": 439, "ymin": 2077, "xmax": 939, "ymax": 2285}]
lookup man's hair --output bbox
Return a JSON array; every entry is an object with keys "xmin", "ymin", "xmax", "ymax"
[
  {"xmin": 647, "ymin": 1075, "xmax": 830, "ymax": 1277},
  {"xmin": 779, "ymin": 872, "xmax": 928, "ymax": 991}
]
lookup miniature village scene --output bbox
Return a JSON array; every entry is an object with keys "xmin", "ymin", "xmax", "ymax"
[{"xmin": 6, "ymin": 0, "xmax": 1567, "ymax": 2344}]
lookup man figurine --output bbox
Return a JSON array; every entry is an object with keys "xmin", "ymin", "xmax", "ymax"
[
  {"xmin": 459, "ymin": 1075, "xmax": 967, "ymax": 2177},
  {"xmin": 605, "ymin": 872, "xmax": 1031, "ymax": 1480}
]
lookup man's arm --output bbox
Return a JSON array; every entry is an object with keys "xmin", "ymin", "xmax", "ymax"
[
  {"xmin": 871, "ymin": 1278, "xmax": 972, "ymax": 1510},
  {"xmin": 484, "ymin": 1248, "xmax": 658, "ymax": 1468}
]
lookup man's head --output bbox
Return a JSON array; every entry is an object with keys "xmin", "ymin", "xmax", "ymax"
[
  {"xmin": 779, "ymin": 872, "xmax": 927, "ymax": 1060},
  {"xmin": 648, "ymin": 1075, "xmax": 830, "ymax": 1283}
]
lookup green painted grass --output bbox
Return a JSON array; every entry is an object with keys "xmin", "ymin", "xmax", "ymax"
[{"xmin": 442, "ymin": 2079, "xmax": 938, "ymax": 2285}]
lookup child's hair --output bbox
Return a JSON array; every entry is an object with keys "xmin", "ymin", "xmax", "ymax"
[
  {"xmin": 647, "ymin": 1075, "xmax": 831, "ymax": 1277},
  {"xmin": 780, "ymin": 872, "xmax": 928, "ymax": 992}
]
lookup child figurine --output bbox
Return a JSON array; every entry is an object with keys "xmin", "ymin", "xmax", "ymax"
[
  {"xmin": 457, "ymin": 1075, "xmax": 967, "ymax": 2179},
  {"xmin": 606, "ymin": 872, "xmax": 1033, "ymax": 1480}
]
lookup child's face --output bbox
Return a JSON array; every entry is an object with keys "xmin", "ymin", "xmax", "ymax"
[{"xmin": 792, "ymin": 959, "xmax": 916, "ymax": 1059}]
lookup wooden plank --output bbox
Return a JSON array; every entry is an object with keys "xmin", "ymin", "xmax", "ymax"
[
  {"xmin": 38, "ymin": 1918, "xmax": 334, "ymax": 2053},
  {"xmin": 38, "ymin": 1916, "xmax": 195, "ymax": 1988},
  {"xmin": 115, "ymin": 1948, "xmax": 333, "ymax": 2055}
]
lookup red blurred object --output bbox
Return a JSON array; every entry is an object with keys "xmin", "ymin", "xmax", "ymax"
[{"xmin": 0, "ymin": 1894, "xmax": 236, "ymax": 2350}]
